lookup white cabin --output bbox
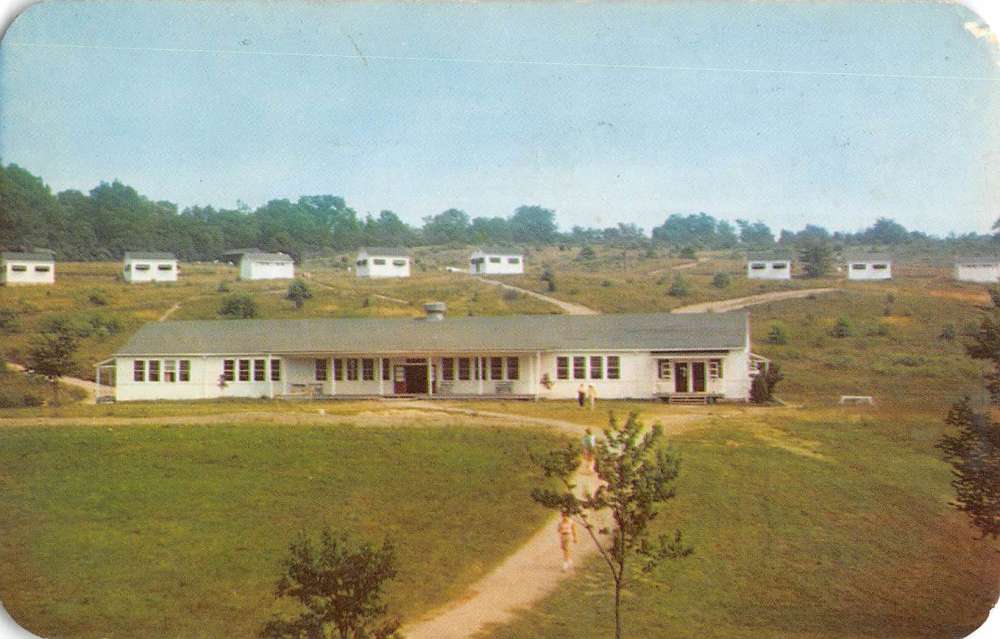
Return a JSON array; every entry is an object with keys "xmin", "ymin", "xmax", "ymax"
[
  {"xmin": 470, "ymin": 248, "xmax": 524, "ymax": 275},
  {"xmin": 954, "ymin": 257, "xmax": 1000, "ymax": 283},
  {"xmin": 239, "ymin": 252, "xmax": 294, "ymax": 280},
  {"xmin": 746, "ymin": 253, "xmax": 792, "ymax": 280},
  {"xmin": 1, "ymin": 251, "xmax": 55, "ymax": 286},
  {"xmin": 356, "ymin": 247, "xmax": 411, "ymax": 278},
  {"xmin": 99, "ymin": 306, "xmax": 760, "ymax": 404},
  {"xmin": 123, "ymin": 252, "xmax": 178, "ymax": 283},
  {"xmin": 846, "ymin": 254, "xmax": 892, "ymax": 281}
]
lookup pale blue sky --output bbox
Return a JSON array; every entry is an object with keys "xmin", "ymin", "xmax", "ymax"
[{"xmin": 1, "ymin": 0, "xmax": 999, "ymax": 236}]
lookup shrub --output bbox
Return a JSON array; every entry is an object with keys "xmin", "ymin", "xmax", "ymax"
[
  {"xmin": 601, "ymin": 280, "xmax": 613, "ymax": 288},
  {"xmin": 88, "ymin": 289, "xmax": 109, "ymax": 306},
  {"xmin": 767, "ymin": 323, "xmax": 788, "ymax": 345},
  {"xmin": 219, "ymin": 294, "xmax": 258, "ymax": 319},
  {"xmin": 711, "ymin": 272, "xmax": 730, "ymax": 289},
  {"xmin": 540, "ymin": 267, "xmax": 557, "ymax": 292},
  {"xmin": 502, "ymin": 288, "xmax": 520, "ymax": 301},
  {"xmin": 217, "ymin": 281, "xmax": 231, "ymax": 293},
  {"xmin": 866, "ymin": 322, "xmax": 891, "ymax": 337},
  {"xmin": 885, "ymin": 293, "xmax": 896, "ymax": 305},
  {"xmin": 679, "ymin": 246, "xmax": 697, "ymax": 260},
  {"xmin": 668, "ymin": 275, "xmax": 691, "ymax": 297},
  {"xmin": 940, "ymin": 324, "xmax": 957, "ymax": 341},
  {"xmin": 830, "ymin": 317, "xmax": 854, "ymax": 338},
  {"xmin": 286, "ymin": 279, "xmax": 313, "ymax": 309},
  {"xmin": 577, "ymin": 245, "xmax": 597, "ymax": 261},
  {"xmin": 0, "ymin": 308, "xmax": 21, "ymax": 334},
  {"xmin": 750, "ymin": 363, "xmax": 784, "ymax": 403}
]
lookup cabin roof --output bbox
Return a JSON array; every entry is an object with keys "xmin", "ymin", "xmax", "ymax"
[
  {"xmin": 242, "ymin": 252, "xmax": 293, "ymax": 262},
  {"xmin": 955, "ymin": 256, "xmax": 1000, "ymax": 265},
  {"xmin": 124, "ymin": 251, "xmax": 176, "ymax": 261},
  {"xmin": 746, "ymin": 251, "xmax": 794, "ymax": 262},
  {"xmin": 358, "ymin": 247, "xmax": 410, "ymax": 257},
  {"xmin": 1, "ymin": 251, "xmax": 55, "ymax": 262},
  {"xmin": 474, "ymin": 246, "xmax": 523, "ymax": 256},
  {"xmin": 115, "ymin": 311, "xmax": 749, "ymax": 356},
  {"xmin": 844, "ymin": 253, "xmax": 892, "ymax": 263}
]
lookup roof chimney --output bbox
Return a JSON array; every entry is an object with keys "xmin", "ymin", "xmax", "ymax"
[{"xmin": 423, "ymin": 302, "xmax": 446, "ymax": 321}]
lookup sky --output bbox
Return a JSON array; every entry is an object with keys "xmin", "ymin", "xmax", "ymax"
[{"xmin": 1, "ymin": 0, "xmax": 999, "ymax": 237}]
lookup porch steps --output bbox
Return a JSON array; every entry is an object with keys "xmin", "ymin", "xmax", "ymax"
[{"xmin": 660, "ymin": 393, "xmax": 713, "ymax": 405}]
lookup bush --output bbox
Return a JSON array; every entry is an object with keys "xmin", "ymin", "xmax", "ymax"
[
  {"xmin": 830, "ymin": 317, "xmax": 854, "ymax": 338},
  {"xmin": 750, "ymin": 363, "xmax": 784, "ymax": 403},
  {"xmin": 540, "ymin": 267, "xmax": 557, "ymax": 292},
  {"xmin": 217, "ymin": 281, "xmax": 231, "ymax": 293},
  {"xmin": 577, "ymin": 245, "xmax": 597, "ymax": 261},
  {"xmin": 885, "ymin": 293, "xmax": 896, "ymax": 305},
  {"xmin": 502, "ymin": 288, "xmax": 520, "ymax": 301},
  {"xmin": 767, "ymin": 323, "xmax": 788, "ymax": 345},
  {"xmin": 601, "ymin": 280, "xmax": 613, "ymax": 288},
  {"xmin": 711, "ymin": 272, "xmax": 730, "ymax": 289},
  {"xmin": 940, "ymin": 324, "xmax": 957, "ymax": 341},
  {"xmin": 679, "ymin": 246, "xmax": 697, "ymax": 260},
  {"xmin": 868, "ymin": 322, "xmax": 891, "ymax": 337},
  {"xmin": 0, "ymin": 308, "xmax": 21, "ymax": 334},
  {"xmin": 219, "ymin": 294, "xmax": 258, "ymax": 319},
  {"xmin": 286, "ymin": 279, "xmax": 313, "ymax": 309},
  {"xmin": 88, "ymin": 289, "xmax": 109, "ymax": 306},
  {"xmin": 668, "ymin": 275, "xmax": 691, "ymax": 297}
]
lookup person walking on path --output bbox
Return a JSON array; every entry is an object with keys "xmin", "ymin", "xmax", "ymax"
[
  {"xmin": 577, "ymin": 383, "xmax": 586, "ymax": 408},
  {"xmin": 581, "ymin": 428, "xmax": 597, "ymax": 475},
  {"xmin": 557, "ymin": 513, "xmax": 577, "ymax": 571},
  {"xmin": 587, "ymin": 384, "xmax": 597, "ymax": 411}
]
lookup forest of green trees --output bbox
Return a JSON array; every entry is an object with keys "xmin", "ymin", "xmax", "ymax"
[{"xmin": 1, "ymin": 162, "xmax": 994, "ymax": 262}]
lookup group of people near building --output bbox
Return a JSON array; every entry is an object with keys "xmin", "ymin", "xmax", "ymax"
[{"xmin": 576, "ymin": 383, "xmax": 598, "ymax": 409}]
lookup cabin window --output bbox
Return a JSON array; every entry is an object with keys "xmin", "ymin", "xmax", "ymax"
[
  {"xmin": 133, "ymin": 360, "xmax": 145, "ymax": 382},
  {"xmin": 34, "ymin": 265, "xmax": 51, "ymax": 272},
  {"xmin": 334, "ymin": 359, "xmax": 344, "ymax": 381},
  {"xmin": 362, "ymin": 358, "xmax": 375, "ymax": 381},
  {"xmin": 489, "ymin": 257, "xmax": 501, "ymax": 263},
  {"xmin": 392, "ymin": 259, "xmax": 407, "ymax": 267},
  {"xmin": 872, "ymin": 263, "xmax": 888, "ymax": 270},
  {"xmin": 658, "ymin": 359, "xmax": 671, "ymax": 379},
  {"xmin": 135, "ymin": 264, "xmax": 151, "ymax": 271},
  {"xmin": 356, "ymin": 259, "xmax": 367, "ymax": 267},
  {"xmin": 148, "ymin": 360, "xmax": 161, "ymax": 382},
  {"xmin": 11, "ymin": 265, "xmax": 27, "ymax": 272},
  {"xmin": 238, "ymin": 359, "xmax": 250, "ymax": 382},
  {"xmin": 607, "ymin": 356, "xmax": 621, "ymax": 379},
  {"xmin": 179, "ymin": 360, "xmax": 191, "ymax": 382},
  {"xmin": 573, "ymin": 356, "xmax": 586, "ymax": 380},
  {"xmin": 709, "ymin": 359, "xmax": 723, "ymax": 379},
  {"xmin": 458, "ymin": 357, "xmax": 471, "ymax": 380},
  {"xmin": 346, "ymin": 359, "xmax": 359, "ymax": 381},
  {"xmin": 590, "ymin": 356, "xmax": 603, "ymax": 379},
  {"xmin": 382, "ymin": 359, "xmax": 391, "ymax": 381},
  {"xmin": 556, "ymin": 356, "xmax": 569, "ymax": 380},
  {"xmin": 223, "ymin": 360, "xmax": 235, "ymax": 382},
  {"xmin": 750, "ymin": 263, "xmax": 766, "ymax": 270},
  {"xmin": 270, "ymin": 359, "xmax": 281, "ymax": 381},
  {"xmin": 442, "ymin": 358, "xmax": 455, "ymax": 381},
  {"xmin": 851, "ymin": 263, "xmax": 866, "ymax": 270},
  {"xmin": 373, "ymin": 258, "xmax": 387, "ymax": 266},
  {"xmin": 314, "ymin": 359, "xmax": 328, "ymax": 382},
  {"xmin": 507, "ymin": 357, "xmax": 519, "ymax": 380},
  {"xmin": 164, "ymin": 360, "xmax": 177, "ymax": 383},
  {"xmin": 157, "ymin": 264, "xmax": 173, "ymax": 271},
  {"xmin": 508, "ymin": 257, "xmax": 520, "ymax": 264},
  {"xmin": 254, "ymin": 359, "xmax": 266, "ymax": 381},
  {"xmin": 490, "ymin": 357, "xmax": 503, "ymax": 380},
  {"xmin": 771, "ymin": 263, "xmax": 787, "ymax": 270}
]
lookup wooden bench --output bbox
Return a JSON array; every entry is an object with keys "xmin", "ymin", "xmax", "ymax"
[{"xmin": 839, "ymin": 395, "xmax": 874, "ymax": 405}]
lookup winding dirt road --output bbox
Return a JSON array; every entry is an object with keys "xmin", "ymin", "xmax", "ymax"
[
  {"xmin": 671, "ymin": 287, "xmax": 840, "ymax": 313},
  {"xmin": 475, "ymin": 277, "xmax": 599, "ymax": 315},
  {"xmin": 4, "ymin": 362, "xmax": 98, "ymax": 404}
]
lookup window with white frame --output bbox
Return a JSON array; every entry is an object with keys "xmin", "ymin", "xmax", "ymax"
[
  {"xmin": 556, "ymin": 356, "xmax": 569, "ymax": 380},
  {"xmin": 442, "ymin": 358, "xmax": 455, "ymax": 381},
  {"xmin": 270, "ymin": 359, "xmax": 280, "ymax": 381},
  {"xmin": 658, "ymin": 359, "xmax": 671, "ymax": 379},
  {"xmin": 709, "ymin": 359, "xmax": 723, "ymax": 379},
  {"xmin": 239, "ymin": 359, "xmax": 250, "ymax": 382},
  {"xmin": 607, "ymin": 356, "xmax": 621, "ymax": 379},
  {"xmin": 334, "ymin": 359, "xmax": 344, "ymax": 380},
  {"xmin": 133, "ymin": 360, "xmax": 145, "ymax": 382},
  {"xmin": 164, "ymin": 359, "xmax": 177, "ymax": 382},
  {"xmin": 148, "ymin": 360, "xmax": 161, "ymax": 382},
  {"xmin": 223, "ymin": 360, "xmax": 235, "ymax": 382},
  {"xmin": 490, "ymin": 357, "xmax": 503, "ymax": 380},
  {"xmin": 362, "ymin": 358, "xmax": 375, "ymax": 381},
  {"xmin": 506, "ymin": 357, "xmax": 519, "ymax": 380},
  {"xmin": 179, "ymin": 360, "xmax": 190, "ymax": 382},
  {"xmin": 590, "ymin": 356, "xmax": 603, "ymax": 379},
  {"xmin": 346, "ymin": 359, "xmax": 359, "ymax": 381},
  {"xmin": 315, "ymin": 359, "xmax": 328, "ymax": 381},
  {"xmin": 573, "ymin": 356, "xmax": 586, "ymax": 379},
  {"xmin": 254, "ymin": 359, "xmax": 266, "ymax": 382},
  {"xmin": 458, "ymin": 357, "xmax": 471, "ymax": 380}
]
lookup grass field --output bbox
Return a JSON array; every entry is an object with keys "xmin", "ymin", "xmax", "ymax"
[
  {"xmin": 479, "ymin": 409, "xmax": 1000, "ymax": 639},
  {"xmin": 0, "ymin": 422, "xmax": 563, "ymax": 639}
]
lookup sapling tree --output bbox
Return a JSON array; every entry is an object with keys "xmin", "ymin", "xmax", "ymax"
[
  {"xmin": 531, "ymin": 412, "xmax": 692, "ymax": 639},
  {"xmin": 26, "ymin": 319, "xmax": 80, "ymax": 406},
  {"xmin": 261, "ymin": 529, "xmax": 402, "ymax": 639},
  {"xmin": 286, "ymin": 279, "xmax": 313, "ymax": 309},
  {"xmin": 937, "ymin": 399, "xmax": 1000, "ymax": 540}
]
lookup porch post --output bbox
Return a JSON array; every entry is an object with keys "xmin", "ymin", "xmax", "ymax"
[
  {"xmin": 478, "ymin": 356, "xmax": 484, "ymax": 396},
  {"xmin": 267, "ymin": 353, "xmax": 274, "ymax": 399},
  {"xmin": 427, "ymin": 357, "xmax": 433, "ymax": 396},
  {"xmin": 535, "ymin": 351, "xmax": 541, "ymax": 400},
  {"xmin": 379, "ymin": 357, "xmax": 384, "ymax": 396},
  {"xmin": 330, "ymin": 357, "xmax": 336, "ymax": 397}
]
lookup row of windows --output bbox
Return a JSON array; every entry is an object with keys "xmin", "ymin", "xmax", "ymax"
[
  {"xmin": 555, "ymin": 356, "xmax": 621, "ymax": 380},
  {"xmin": 133, "ymin": 359, "xmax": 191, "ymax": 382},
  {"xmin": 222, "ymin": 359, "xmax": 282, "ymax": 382},
  {"xmin": 9, "ymin": 264, "xmax": 51, "ymax": 272},
  {"xmin": 125, "ymin": 263, "xmax": 174, "ymax": 271},
  {"xmin": 440, "ymin": 357, "xmax": 519, "ymax": 381},
  {"xmin": 657, "ymin": 359, "xmax": 724, "ymax": 380},
  {"xmin": 356, "ymin": 259, "xmax": 408, "ymax": 267},
  {"xmin": 316, "ymin": 358, "xmax": 389, "ymax": 382},
  {"xmin": 850, "ymin": 263, "xmax": 889, "ymax": 270},
  {"xmin": 471, "ymin": 257, "xmax": 520, "ymax": 265}
]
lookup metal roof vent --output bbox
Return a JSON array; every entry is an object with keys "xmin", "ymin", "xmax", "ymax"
[{"xmin": 423, "ymin": 302, "xmax": 446, "ymax": 321}]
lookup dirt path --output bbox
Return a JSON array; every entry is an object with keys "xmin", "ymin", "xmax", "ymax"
[
  {"xmin": 648, "ymin": 256, "xmax": 710, "ymax": 276},
  {"xmin": 672, "ymin": 287, "xmax": 840, "ymax": 313},
  {"xmin": 5, "ymin": 363, "xmax": 98, "ymax": 404},
  {"xmin": 476, "ymin": 277, "xmax": 598, "ymax": 315}
]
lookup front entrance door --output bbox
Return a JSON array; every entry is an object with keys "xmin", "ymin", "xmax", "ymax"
[
  {"xmin": 393, "ymin": 366, "xmax": 406, "ymax": 394},
  {"xmin": 674, "ymin": 363, "xmax": 689, "ymax": 393},
  {"xmin": 692, "ymin": 362, "xmax": 707, "ymax": 392},
  {"xmin": 401, "ymin": 365, "xmax": 429, "ymax": 394}
]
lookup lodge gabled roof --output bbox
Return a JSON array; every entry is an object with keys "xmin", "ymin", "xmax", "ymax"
[
  {"xmin": 1, "ymin": 251, "xmax": 55, "ymax": 262},
  {"xmin": 115, "ymin": 311, "xmax": 749, "ymax": 356}
]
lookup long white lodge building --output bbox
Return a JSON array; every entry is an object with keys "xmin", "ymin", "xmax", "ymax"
[{"xmin": 100, "ymin": 306, "xmax": 760, "ymax": 403}]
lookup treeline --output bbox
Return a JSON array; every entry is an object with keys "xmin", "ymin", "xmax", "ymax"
[{"xmin": 1, "ymin": 163, "xmax": 994, "ymax": 262}]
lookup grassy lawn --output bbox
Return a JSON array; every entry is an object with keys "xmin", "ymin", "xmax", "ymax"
[
  {"xmin": 479, "ymin": 411, "xmax": 1000, "ymax": 639},
  {"xmin": 0, "ymin": 422, "xmax": 564, "ymax": 639}
]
